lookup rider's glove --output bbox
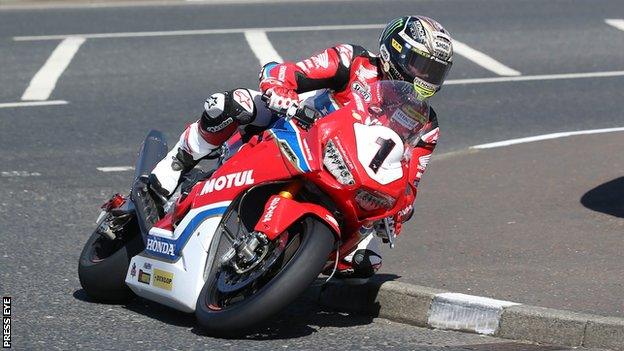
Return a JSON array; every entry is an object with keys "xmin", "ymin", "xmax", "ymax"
[{"xmin": 264, "ymin": 86, "xmax": 299, "ymax": 113}]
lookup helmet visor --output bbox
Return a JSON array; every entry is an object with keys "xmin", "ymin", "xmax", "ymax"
[{"xmin": 400, "ymin": 49, "xmax": 452, "ymax": 86}]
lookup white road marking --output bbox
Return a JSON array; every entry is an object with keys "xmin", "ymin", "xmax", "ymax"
[
  {"xmin": 446, "ymin": 70, "xmax": 624, "ymax": 85},
  {"xmin": 471, "ymin": 127, "xmax": 624, "ymax": 149},
  {"xmin": 97, "ymin": 166, "xmax": 135, "ymax": 172},
  {"xmin": 1, "ymin": 171, "xmax": 42, "ymax": 177},
  {"xmin": 13, "ymin": 24, "xmax": 387, "ymax": 41},
  {"xmin": 1, "ymin": 0, "xmax": 375, "ymax": 9},
  {"xmin": 452, "ymin": 39, "xmax": 520, "ymax": 76},
  {"xmin": 244, "ymin": 30, "xmax": 283, "ymax": 65},
  {"xmin": 21, "ymin": 37, "xmax": 86, "ymax": 101},
  {"xmin": 605, "ymin": 19, "xmax": 624, "ymax": 32},
  {"xmin": 0, "ymin": 100, "xmax": 68, "ymax": 109}
]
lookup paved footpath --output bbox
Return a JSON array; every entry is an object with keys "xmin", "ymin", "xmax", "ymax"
[{"xmin": 381, "ymin": 132, "xmax": 624, "ymax": 318}]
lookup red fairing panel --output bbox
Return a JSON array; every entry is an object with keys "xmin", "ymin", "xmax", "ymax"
[
  {"xmin": 190, "ymin": 138, "xmax": 293, "ymax": 209},
  {"xmin": 254, "ymin": 195, "xmax": 340, "ymax": 240}
]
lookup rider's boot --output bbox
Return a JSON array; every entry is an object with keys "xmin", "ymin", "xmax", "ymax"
[
  {"xmin": 331, "ymin": 233, "xmax": 383, "ymax": 279},
  {"xmin": 149, "ymin": 88, "xmax": 261, "ymax": 197}
]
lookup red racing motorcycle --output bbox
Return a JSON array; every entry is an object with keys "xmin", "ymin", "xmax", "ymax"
[{"xmin": 78, "ymin": 80, "xmax": 429, "ymax": 335}]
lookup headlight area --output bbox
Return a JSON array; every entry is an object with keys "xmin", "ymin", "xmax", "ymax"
[
  {"xmin": 354, "ymin": 189, "xmax": 395, "ymax": 211},
  {"xmin": 323, "ymin": 140, "xmax": 355, "ymax": 185}
]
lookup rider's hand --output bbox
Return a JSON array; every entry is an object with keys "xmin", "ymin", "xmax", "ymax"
[{"xmin": 264, "ymin": 86, "xmax": 299, "ymax": 113}]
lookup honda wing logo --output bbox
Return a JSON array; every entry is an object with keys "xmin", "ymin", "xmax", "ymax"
[{"xmin": 311, "ymin": 51, "xmax": 329, "ymax": 69}]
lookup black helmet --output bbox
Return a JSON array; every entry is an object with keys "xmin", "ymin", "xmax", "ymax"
[{"xmin": 379, "ymin": 16, "xmax": 453, "ymax": 100}]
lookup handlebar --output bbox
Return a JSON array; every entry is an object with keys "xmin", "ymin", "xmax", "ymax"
[{"xmin": 261, "ymin": 94, "xmax": 320, "ymax": 129}]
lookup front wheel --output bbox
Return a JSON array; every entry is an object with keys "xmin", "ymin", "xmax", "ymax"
[{"xmin": 195, "ymin": 217, "xmax": 335, "ymax": 336}]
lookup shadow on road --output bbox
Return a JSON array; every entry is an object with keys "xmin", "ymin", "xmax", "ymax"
[
  {"xmin": 72, "ymin": 273, "xmax": 392, "ymax": 340},
  {"xmin": 73, "ymin": 289, "xmax": 196, "ymax": 327},
  {"xmin": 580, "ymin": 176, "xmax": 624, "ymax": 218}
]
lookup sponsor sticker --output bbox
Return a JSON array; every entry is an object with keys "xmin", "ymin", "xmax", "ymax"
[
  {"xmin": 401, "ymin": 105, "xmax": 428, "ymax": 124},
  {"xmin": 413, "ymin": 79, "xmax": 436, "ymax": 100},
  {"xmin": 351, "ymin": 81, "xmax": 371, "ymax": 102},
  {"xmin": 392, "ymin": 109, "xmax": 418, "ymax": 130},
  {"xmin": 146, "ymin": 236, "xmax": 176, "ymax": 259},
  {"xmin": 409, "ymin": 20, "xmax": 426, "ymax": 41},
  {"xmin": 153, "ymin": 269, "xmax": 174, "ymax": 291},
  {"xmin": 143, "ymin": 262, "xmax": 152, "ymax": 270},
  {"xmin": 233, "ymin": 89, "xmax": 253, "ymax": 113},
  {"xmin": 138, "ymin": 270, "xmax": 151, "ymax": 285},
  {"xmin": 130, "ymin": 263, "xmax": 136, "ymax": 277},
  {"xmin": 380, "ymin": 44, "xmax": 390, "ymax": 61},
  {"xmin": 203, "ymin": 117, "xmax": 233, "ymax": 132},
  {"xmin": 200, "ymin": 170, "xmax": 255, "ymax": 195},
  {"xmin": 262, "ymin": 197, "xmax": 281, "ymax": 223},
  {"xmin": 391, "ymin": 38, "xmax": 403, "ymax": 53},
  {"xmin": 278, "ymin": 140, "xmax": 299, "ymax": 166},
  {"xmin": 302, "ymin": 139, "xmax": 313, "ymax": 161}
]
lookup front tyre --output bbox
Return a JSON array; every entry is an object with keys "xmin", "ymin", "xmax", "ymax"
[
  {"xmin": 195, "ymin": 217, "xmax": 335, "ymax": 336},
  {"xmin": 78, "ymin": 217, "xmax": 143, "ymax": 303}
]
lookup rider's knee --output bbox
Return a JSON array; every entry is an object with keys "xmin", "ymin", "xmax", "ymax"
[{"xmin": 199, "ymin": 89, "xmax": 256, "ymax": 134}]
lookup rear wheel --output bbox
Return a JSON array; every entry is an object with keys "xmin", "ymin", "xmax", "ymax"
[
  {"xmin": 78, "ymin": 214, "xmax": 143, "ymax": 303},
  {"xmin": 195, "ymin": 216, "xmax": 335, "ymax": 336}
]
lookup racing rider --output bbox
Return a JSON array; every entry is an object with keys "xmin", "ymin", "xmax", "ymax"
[{"xmin": 149, "ymin": 16, "xmax": 454, "ymax": 278}]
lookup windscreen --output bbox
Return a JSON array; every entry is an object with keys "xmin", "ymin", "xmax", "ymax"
[{"xmin": 364, "ymin": 80, "xmax": 430, "ymax": 147}]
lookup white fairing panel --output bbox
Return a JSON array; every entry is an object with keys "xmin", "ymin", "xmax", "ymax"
[
  {"xmin": 353, "ymin": 123, "xmax": 404, "ymax": 185},
  {"xmin": 125, "ymin": 201, "xmax": 230, "ymax": 312}
]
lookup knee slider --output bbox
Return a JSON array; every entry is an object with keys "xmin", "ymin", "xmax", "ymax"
[
  {"xmin": 228, "ymin": 88, "xmax": 256, "ymax": 125},
  {"xmin": 200, "ymin": 89, "xmax": 256, "ymax": 134}
]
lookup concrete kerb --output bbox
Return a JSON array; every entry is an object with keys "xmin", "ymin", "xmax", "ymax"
[{"xmin": 311, "ymin": 279, "xmax": 624, "ymax": 350}]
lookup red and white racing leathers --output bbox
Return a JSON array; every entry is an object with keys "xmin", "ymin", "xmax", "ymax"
[
  {"xmin": 151, "ymin": 44, "xmax": 440, "ymax": 278},
  {"xmin": 259, "ymin": 44, "xmax": 440, "ymax": 226}
]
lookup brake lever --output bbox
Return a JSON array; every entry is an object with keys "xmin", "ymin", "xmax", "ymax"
[{"xmin": 261, "ymin": 93, "xmax": 316, "ymax": 129}]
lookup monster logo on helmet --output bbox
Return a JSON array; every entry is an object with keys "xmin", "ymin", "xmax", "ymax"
[{"xmin": 379, "ymin": 16, "xmax": 454, "ymax": 100}]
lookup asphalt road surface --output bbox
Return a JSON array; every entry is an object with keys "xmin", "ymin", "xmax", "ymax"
[{"xmin": 1, "ymin": 0, "xmax": 623, "ymax": 349}]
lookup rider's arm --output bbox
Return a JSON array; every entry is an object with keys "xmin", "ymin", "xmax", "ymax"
[{"xmin": 259, "ymin": 44, "xmax": 363, "ymax": 94}]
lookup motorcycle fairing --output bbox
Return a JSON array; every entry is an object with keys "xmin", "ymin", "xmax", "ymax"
[
  {"xmin": 143, "ymin": 203, "xmax": 229, "ymax": 262},
  {"xmin": 125, "ymin": 121, "xmax": 313, "ymax": 312},
  {"xmin": 125, "ymin": 200, "xmax": 231, "ymax": 312},
  {"xmin": 266, "ymin": 118, "xmax": 314, "ymax": 174},
  {"xmin": 254, "ymin": 195, "xmax": 340, "ymax": 240}
]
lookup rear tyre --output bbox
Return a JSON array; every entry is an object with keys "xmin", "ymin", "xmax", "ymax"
[
  {"xmin": 78, "ymin": 217, "xmax": 143, "ymax": 303},
  {"xmin": 195, "ymin": 217, "xmax": 335, "ymax": 336}
]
